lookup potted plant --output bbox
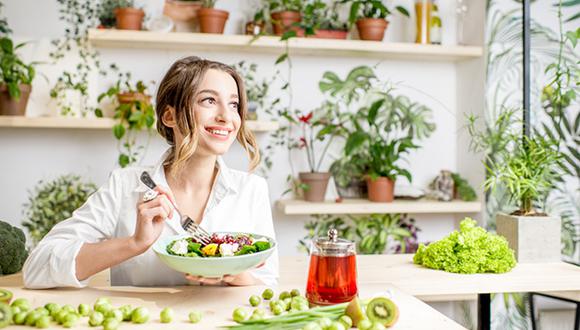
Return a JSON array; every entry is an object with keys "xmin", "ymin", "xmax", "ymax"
[
  {"xmin": 96, "ymin": 73, "xmax": 156, "ymax": 167},
  {"xmin": 22, "ymin": 175, "xmax": 96, "ymax": 245},
  {"xmin": 197, "ymin": 0, "xmax": 229, "ymax": 34},
  {"xmin": 344, "ymin": 90, "xmax": 436, "ymax": 202},
  {"xmin": 0, "ymin": 37, "xmax": 36, "ymax": 116},
  {"xmin": 114, "ymin": 0, "xmax": 145, "ymax": 31},
  {"xmin": 245, "ymin": 7, "xmax": 267, "ymax": 36},
  {"xmin": 267, "ymin": 0, "xmax": 303, "ymax": 36},
  {"xmin": 300, "ymin": 0, "xmax": 349, "ymax": 39},
  {"xmin": 468, "ymin": 109, "xmax": 565, "ymax": 263},
  {"xmin": 292, "ymin": 102, "xmax": 345, "ymax": 202},
  {"xmin": 342, "ymin": 0, "xmax": 409, "ymax": 41},
  {"xmin": 164, "ymin": 0, "xmax": 203, "ymax": 32},
  {"xmin": 97, "ymin": 0, "xmax": 118, "ymax": 28}
]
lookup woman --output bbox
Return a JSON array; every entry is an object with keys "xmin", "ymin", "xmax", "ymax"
[{"xmin": 23, "ymin": 57, "xmax": 279, "ymax": 288}]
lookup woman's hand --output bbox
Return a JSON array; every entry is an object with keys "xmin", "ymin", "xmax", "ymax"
[
  {"xmin": 131, "ymin": 186, "xmax": 176, "ymax": 253},
  {"xmin": 185, "ymin": 272, "xmax": 262, "ymax": 286}
]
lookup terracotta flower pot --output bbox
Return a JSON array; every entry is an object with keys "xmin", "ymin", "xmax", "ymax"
[
  {"xmin": 0, "ymin": 84, "xmax": 31, "ymax": 116},
  {"xmin": 366, "ymin": 177, "xmax": 395, "ymax": 202},
  {"xmin": 115, "ymin": 7, "xmax": 145, "ymax": 30},
  {"xmin": 356, "ymin": 18, "xmax": 389, "ymax": 41},
  {"xmin": 245, "ymin": 21, "xmax": 266, "ymax": 36},
  {"xmin": 117, "ymin": 92, "xmax": 150, "ymax": 105},
  {"xmin": 312, "ymin": 29, "xmax": 348, "ymax": 40},
  {"xmin": 197, "ymin": 8, "xmax": 229, "ymax": 34},
  {"xmin": 271, "ymin": 11, "xmax": 301, "ymax": 36},
  {"xmin": 299, "ymin": 172, "xmax": 331, "ymax": 202},
  {"xmin": 163, "ymin": 0, "xmax": 202, "ymax": 32}
]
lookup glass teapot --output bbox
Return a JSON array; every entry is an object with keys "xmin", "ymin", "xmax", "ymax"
[{"xmin": 306, "ymin": 228, "xmax": 358, "ymax": 305}]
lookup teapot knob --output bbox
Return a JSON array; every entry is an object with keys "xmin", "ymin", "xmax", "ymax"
[{"xmin": 328, "ymin": 228, "xmax": 338, "ymax": 242}]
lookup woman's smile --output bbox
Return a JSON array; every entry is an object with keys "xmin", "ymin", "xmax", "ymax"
[{"xmin": 205, "ymin": 125, "xmax": 234, "ymax": 141}]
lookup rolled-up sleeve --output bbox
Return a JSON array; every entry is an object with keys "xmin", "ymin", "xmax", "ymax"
[
  {"xmin": 249, "ymin": 178, "xmax": 279, "ymax": 287},
  {"xmin": 23, "ymin": 170, "xmax": 123, "ymax": 289}
]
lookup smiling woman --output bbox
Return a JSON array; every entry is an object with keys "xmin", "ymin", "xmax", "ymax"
[{"xmin": 22, "ymin": 57, "xmax": 279, "ymax": 288}]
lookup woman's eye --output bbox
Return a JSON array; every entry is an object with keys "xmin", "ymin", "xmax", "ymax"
[
  {"xmin": 201, "ymin": 97, "xmax": 216, "ymax": 105},
  {"xmin": 230, "ymin": 102, "xmax": 240, "ymax": 110}
]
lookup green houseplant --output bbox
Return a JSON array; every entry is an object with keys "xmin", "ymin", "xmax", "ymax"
[
  {"xmin": 344, "ymin": 91, "xmax": 436, "ymax": 202},
  {"xmin": 232, "ymin": 61, "xmax": 279, "ymax": 120},
  {"xmin": 341, "ymin": 0, "xmax": 409, "ymax": 41},
  {"xmin": 22, "ymin": 175, "xmax": 96, "ymax": 245},
  {"xmin": 97, "ymin": 73, "xmax": 156, "ymax": 167},
  {"xmin": 299, "ymin": 0, "xmax": 348, "ymax": 39},
  {"xmin": 468, "ymin": 109, "xmax": 565, "ymax": 262},
  {"xmin": 293, "ymin": 101, "xmax": 347, "ymax": 202},
  {"xmin": 114, "ymin": 0, "xmax": 144, "ymax": 30},
  {"xmin": 299, "ymin": 214, "xmax": 411, "ymax": 255},
  {"xmin": 197, "ymin": 0, "xmax": 229, "ymax": 34},
  {"xmin": 267, "ymin": 0, "xmax": 303, "ymax": 36},
  {"xmin": 0, "ymin": 37, "xmax": 36, "ymax": 116}
]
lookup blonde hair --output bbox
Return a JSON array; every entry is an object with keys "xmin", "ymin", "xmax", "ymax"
[{"xmin": 156, "ymin": 56, "xmax": 260, "ymax": 176}]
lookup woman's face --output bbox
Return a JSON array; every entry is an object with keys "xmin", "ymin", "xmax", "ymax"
[{"xmin": 166, "ymin": 69, "xmax": 242, "ymax": 157}]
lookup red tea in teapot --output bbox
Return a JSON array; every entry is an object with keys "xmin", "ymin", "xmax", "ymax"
[{"xmin": 306, "ymin": 253, "xmax": 357, "ymax": 305}]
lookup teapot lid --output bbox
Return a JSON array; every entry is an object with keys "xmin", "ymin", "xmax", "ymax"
[{"xmin": 313, "ymin": 228, "xmax": 355, "ymax": 256}]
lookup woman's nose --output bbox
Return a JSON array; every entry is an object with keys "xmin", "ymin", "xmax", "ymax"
[{"xmin": 216, "ymin": 102, "xmax": 231, "ymax": 123}]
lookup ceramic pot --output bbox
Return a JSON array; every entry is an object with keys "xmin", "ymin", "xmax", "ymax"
[
  {"xmin": 115, "ymin": 7, "xmax": 145, "ymax": 30},
  {"xmin": 356, "ymin": 18, "xmax": 388, "ymax": 41},
  {"xmin": 312, "ymin": 29, "xmax": 348, "ymax": 39},
  {"xmin": 271, "ymin": 11, "xmax": 301, "ymax": 36},
  {"xmin": 366, "ymin": 177, "xmax": 395, "ymax": 202},
  {"xmin": 163, "ymin": 0, "xmax": 202, "ymax": 32},
  {"xmin": 299, "ymin": 172, "xmax": 331, "ymax": 202},
  {"xmin": 197, "ymin": 8, "xmax": 229, "ymax": 34},
  {"xmin": 0, "ymin": 84, "xmax": 31, "ymax": 116}
]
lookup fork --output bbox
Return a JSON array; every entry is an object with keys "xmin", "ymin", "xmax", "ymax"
[{"xmin": 140, "ymin": 171, "xmax": 212, "ymax": 245}]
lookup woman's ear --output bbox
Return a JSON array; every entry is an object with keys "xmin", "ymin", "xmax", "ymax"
[{"xmin": 162, "ymin": 106, "xmax": 177, "ymax": 128}]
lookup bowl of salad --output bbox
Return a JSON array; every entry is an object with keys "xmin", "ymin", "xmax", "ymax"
[{"xmin": 153, "ymin": 232, "xmax": 276, "ymax": 278}]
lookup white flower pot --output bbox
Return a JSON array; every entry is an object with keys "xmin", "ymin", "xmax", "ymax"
[{"xmin": 496, "ymin": 213, "xmax": 561, "ymax": 263}]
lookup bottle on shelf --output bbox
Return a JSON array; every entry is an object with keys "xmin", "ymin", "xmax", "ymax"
[
  {"xmin": 430, "ymin": 0, "xmax": 442, "ymax": 45},
  {"xmin": 415, "ymin": 0, "xmax": 433, "ymax": 44}
]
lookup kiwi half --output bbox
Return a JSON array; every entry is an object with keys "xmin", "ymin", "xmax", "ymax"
[
  {"xmin": 365, "ymin": 297, "xmax": 399, "ymax": 327},
  {"xmin": 0, "ymin": 290, "xmax": 12, "ymax": 305},
  {"xmin": 345, "ymin": 297, "xmax": 365, "ymax": 327},
  {"xmin": 0, "ymin": 302, "xmax": 12, "ymax": 329}
]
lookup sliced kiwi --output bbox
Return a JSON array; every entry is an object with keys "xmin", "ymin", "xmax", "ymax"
[
  {"xmin": 365, "ymin": 297, "xmax": 399, "ymax": 327},
  {"xmin": 0, "ymin": 302, "xmax": 13, "ymax": 329},
  {"xmin": 0, "ymin": 290, "xmax": 12, "ymax": 305},
  {"xmin": 345, "ymin": 297, "xmax": 365, "ymax": 327}
]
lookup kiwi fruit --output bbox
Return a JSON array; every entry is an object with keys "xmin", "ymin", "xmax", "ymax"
[
  {"xmin": 0, "ymin": 290, "xmax": 12, "ymax": 305},
  {"xmin": 365, "ymin": 297, "xmax": 399, "ymax": 327},
  {"xmin": 0, "ymin": 302, "xmax": 13, "ymax": 329},
  {"xmin": 345, "ymin": 297, "xmax": 365, "ymax": 327}
]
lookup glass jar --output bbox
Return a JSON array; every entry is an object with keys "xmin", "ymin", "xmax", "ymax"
[
  {"xmin": 306, "ymin": 229, "xmax": 358, "ymax": 305},
  {"xmin": 415, "ymin": 0, "xmax": 433, "ymax": 44}
]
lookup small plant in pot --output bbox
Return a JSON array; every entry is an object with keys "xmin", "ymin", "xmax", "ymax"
[
  {"xmin": 163, "ymin": 0, "xmax": 203, "ymax": 32},
  {"xmin": 345, "ymin": 90, "xmax": 436, "ymax": 202},
  {"xmin": 468, "ymin": 109, "xmax": 566, "ymax": 263},
  {"xmin": 114, "ymin": 0, "xmax": 145, "ymax": 31},
  {"xmin": 0, "ymin": 37, "xmax": 36, "ymax": 116},
  {"xmin": 342, "ymin": 0, "xmax": 409, "ymax": 41},
  {"xmin": 300, "ymin": 0, "xmax": 349, "ymax": 39},
  {"xmin": 96, "ymin": 72, "xmax": 156, "ymax": 167},
  {"xmin": 197, "ymin": 0, "xmax": 229, "ymax": 34},
  {"xmin": 292, "ymin": 102, "xmax": 345, "ymax": 202},
  {"xmin": 267, "ymin": 0, "xmax": 303, "ymax": 36}
]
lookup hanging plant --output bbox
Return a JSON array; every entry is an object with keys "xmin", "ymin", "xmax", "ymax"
[{"xmin": 96, "ymin": 72, "xmax": 156, "ymax": 167}]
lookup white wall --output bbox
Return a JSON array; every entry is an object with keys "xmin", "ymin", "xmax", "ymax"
[{"xmin": 0, "ymin": 0, "xmax": 484, "ymax": 257}]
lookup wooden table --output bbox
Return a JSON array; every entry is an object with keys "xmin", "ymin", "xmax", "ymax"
[
  {"xmin": 0, "ymin": 277, "xmax": 463, "ymax": 330},
  {"xmin": 2, "ymin": 254, "xmax": 579, "ymax": 329}
]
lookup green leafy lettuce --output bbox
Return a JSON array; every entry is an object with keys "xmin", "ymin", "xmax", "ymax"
[{"xmin": 413, "ymin": 218, "xmax": 516, "ymax": 274}]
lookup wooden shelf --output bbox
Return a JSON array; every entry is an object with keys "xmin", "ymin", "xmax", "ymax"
[
  {"xmin": 0, "ymin": 116, "xmax": 279, "ymax": 132},
  {"xmin": 276, "ymin": 198, "xmax": 482, "ymax": 215},
  {"xmin": 88, "ymin": 29, "xmax": 483, "ymax": 62}
]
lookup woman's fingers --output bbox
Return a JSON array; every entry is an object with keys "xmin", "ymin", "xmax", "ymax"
[
  {"xmin": 142, "ymin": 206, "xmax": 169, "ymax": 222},
  {"xmin": 155, "ymin": 186, "xmax": 177, "ymax": 207},
  {"xmin": 139, "ymin": 194, "xmax": 173, "ymax": 220},
  {"xmin": 185, "ymin": 274, "xmax": 224, "ymax": 285}
]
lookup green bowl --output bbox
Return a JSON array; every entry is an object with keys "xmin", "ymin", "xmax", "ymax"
[{"xmin": 153, "ymin": 233, "xmax": 276, "ymax": 278}]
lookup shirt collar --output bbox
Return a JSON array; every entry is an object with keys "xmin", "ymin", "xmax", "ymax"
[{"xmin": 135, "ymin": 149, "xmax": 238, "ymax": 195}]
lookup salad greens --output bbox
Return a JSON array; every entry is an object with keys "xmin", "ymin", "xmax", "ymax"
[
  {"xmin": 413, "ymin": 218, "xmax": 516, "ymax": 274},
  {"xmin": 166, "ymin": 234, "xmax": 272, "ymax": 258}
]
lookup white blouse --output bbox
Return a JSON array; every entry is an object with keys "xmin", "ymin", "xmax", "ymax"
[{"xmin": 22, "ymin": 150, "xmax": 279, "ymax": 288}]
